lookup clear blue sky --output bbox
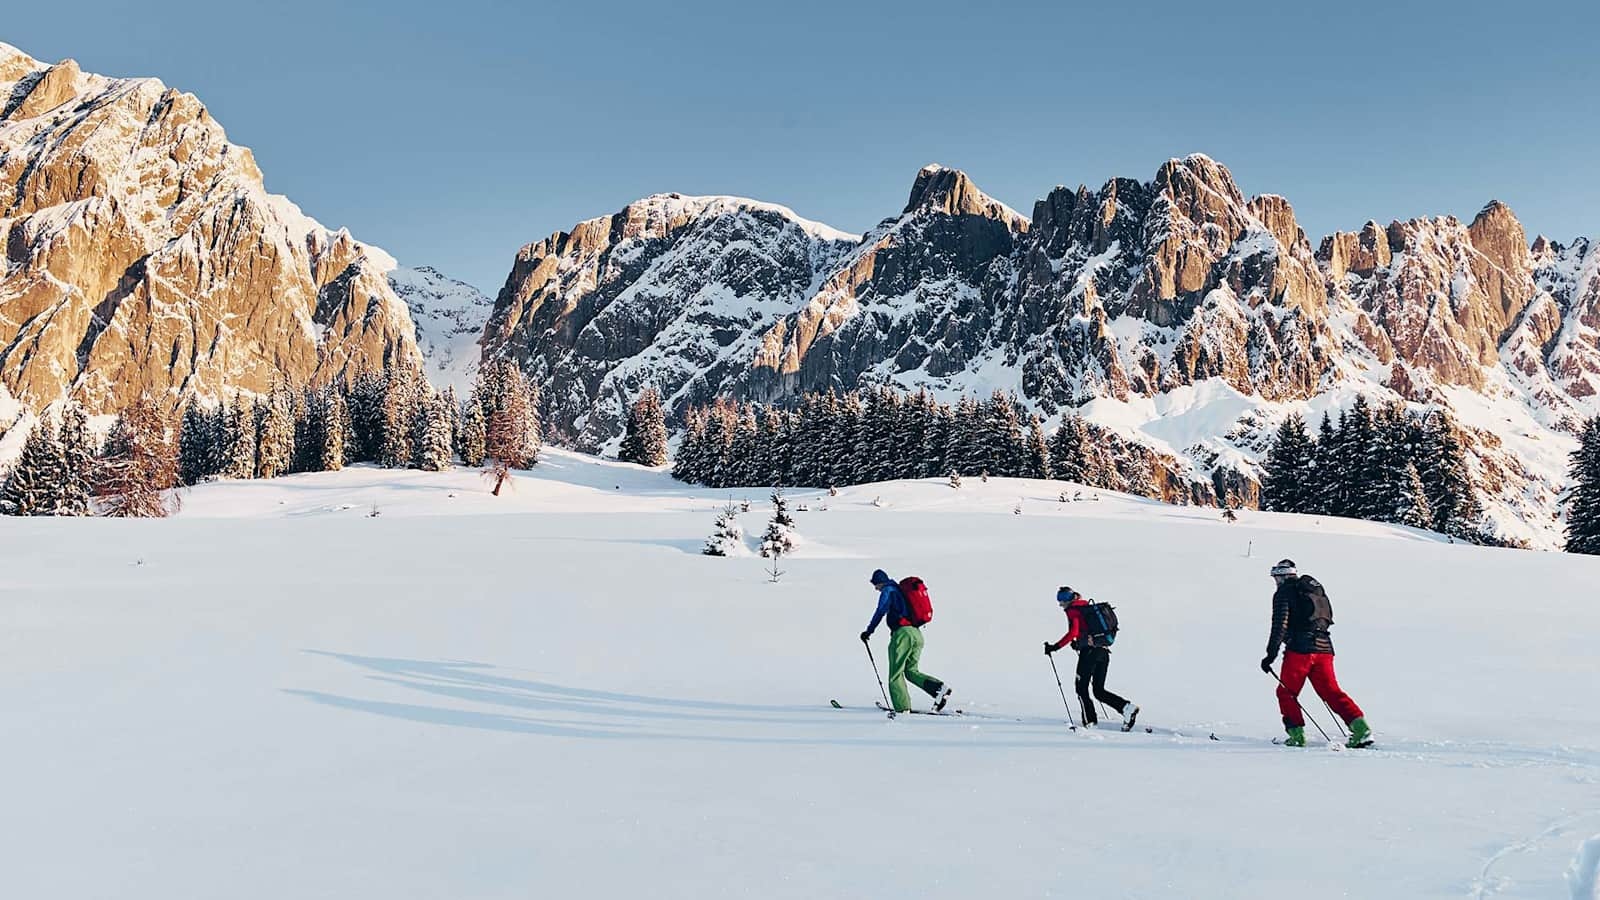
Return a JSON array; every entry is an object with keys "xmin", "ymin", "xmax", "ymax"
[{"xmin": 8, "ymin": 1, "xmax": 1598, "ymax": 294}]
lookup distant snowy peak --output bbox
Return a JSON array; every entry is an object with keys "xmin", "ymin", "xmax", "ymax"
[{"xmin": 387, "ymin": 267, "xmax": 492, "ymax": 395}]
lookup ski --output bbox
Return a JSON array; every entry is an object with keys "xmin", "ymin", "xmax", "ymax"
[{"xmin": 876, "ymin": 701, "xmax": 963, "ymax": 716}]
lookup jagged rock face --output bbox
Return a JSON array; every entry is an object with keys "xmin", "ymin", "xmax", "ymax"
[
  {"xmin": 485, "ymin": 153, "xmax": 1598, "ymax": 547},
  {"xmin": 0, "ymin": 43, "xmax": 422, "ymax": 415},
  {"xmin": 746, "ymin": 165, "xmax": 1029, "ymax": 401},
  {"xmin": 482, "ymin": 194, "xmax": 858, "ymax": 447}
]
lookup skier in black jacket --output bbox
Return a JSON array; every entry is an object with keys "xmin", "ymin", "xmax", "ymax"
[{"xmin": 1261, "ymin": 559, "xmax": 1373, "ymax": 747}]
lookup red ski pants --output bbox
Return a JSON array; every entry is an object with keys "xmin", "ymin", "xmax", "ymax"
[{"xmin": 1276, "ymin": 651, "xmax": 1364, "ymax": 728}]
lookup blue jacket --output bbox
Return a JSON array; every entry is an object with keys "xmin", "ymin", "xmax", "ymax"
[{"xmin": 866, "ymin": 581, "xmax": 911, "ymax": 635}]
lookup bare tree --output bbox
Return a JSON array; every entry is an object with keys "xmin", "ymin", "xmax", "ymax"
[{"xmin": 95, "ymin": 397, "xmax": 180, "ymax": 518}]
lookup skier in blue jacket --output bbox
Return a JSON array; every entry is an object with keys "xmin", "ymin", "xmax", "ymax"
[{"xmin": 860, "ymin": 569, "xmax": 951, "ymax": 713}]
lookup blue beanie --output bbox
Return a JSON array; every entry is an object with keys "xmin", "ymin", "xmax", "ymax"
[
  {"xmin": 870, "ymin": 569, "xmax": 892, "ymax": 587},
  {"xmin": 1057, "ymin": 586, "xmax": 1078, "ymax": 603}
]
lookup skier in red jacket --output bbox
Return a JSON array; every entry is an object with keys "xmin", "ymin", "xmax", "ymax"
[
  {"xmin": 1045, "ymin": 587, "xmax": 1139, "ymax": 730},
  {"xmin": 1261, "ymin": 559, "xmax": 1373, "ymax": 748}
]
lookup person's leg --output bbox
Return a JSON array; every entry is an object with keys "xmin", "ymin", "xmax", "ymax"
[
  {"xmin": 1276, "ymin": 652, "xmax": 1312, "ymax": 728},
  {"xmin": 1089, "ymin": 648, "xmax": 1129, "ymax": 712},
  {"xmin": 1074, "ymin": 649, "xmax": 1098, "ymax": 725},
  {"xmin": 886, "ymin": 628, "xmax": 914, "ymax": 712},
  {"xmin": 1307, "ymin": 654, "xmax": 1364, "ymax": 724},
  {"xmin": 900, "ymin": 628, "xmax": 945, "ymax": 699}
]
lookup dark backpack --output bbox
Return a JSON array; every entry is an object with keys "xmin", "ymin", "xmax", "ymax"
[
  {"xmin": 1289, "ymin": 576, "xmax": 1333, "ymax": 631},
  {"xmin": 899, "ymin": 576, "xmax": 933, "ymax": 627},
  {"xmin": 1079, "ymin": 601, "xmax": 1118, "ymax": 646}
]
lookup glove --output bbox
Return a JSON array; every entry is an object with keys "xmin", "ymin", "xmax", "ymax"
[
  {"xmin": 860, "ymin": 631, "xmax": 872, "ymax": 644},
  {"xmin": 1043, "ymin": 641, "xmax": 1056, "ymax": 656},
  {"xmin": 1260, "ymin": 655, "xmax": 1276, "ymax": 674}
]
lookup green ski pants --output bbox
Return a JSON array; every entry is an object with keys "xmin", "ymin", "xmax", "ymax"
[{"xmin": 888, "ymin": 626, "xmax": 945, "ymax": 712}]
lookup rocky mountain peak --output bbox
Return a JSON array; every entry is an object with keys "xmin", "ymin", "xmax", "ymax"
[
  {"xmin": 903, "ymin": 164, "xmax": 1028, "ymax": 231},
  {"xmin": 0, "ymin": 43, "xmax": 424, "ymax": 416}
]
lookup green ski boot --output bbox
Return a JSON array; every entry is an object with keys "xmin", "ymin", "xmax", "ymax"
[
  {"xmin": 1283, "ymin": 726, "xmax": 1306, "ymax": 747},
  {"xmin": 1346, "ymin": 718, "xmax": 1373, "ymax": 748}
]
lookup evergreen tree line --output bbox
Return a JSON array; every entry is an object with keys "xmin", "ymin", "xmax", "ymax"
[
  {"xmin": 670, "ymin": 386, "xmax": 1163, "ymax": 497},
  {"xmin": 0, "ymin": 361, "xmax": 543, "ymax": 516},
  {"xmin": 1260, "ymin": 395, "xmax": 1486, "ymax": 539},
  {"xmin": 1564, "ymin": 416, "xmax": 1600, "ymax": 555},
  {"xmin": 174, "ymin": 360, "xmax": 541, "ymax": 487},
  {"xmin": 1, "ymin": 396, "xmax": 181, "ymax": 518}
]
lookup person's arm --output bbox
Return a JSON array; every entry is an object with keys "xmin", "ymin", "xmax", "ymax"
[
  {"xmin": 864, "ymin": 586, "xmax": 892, "ymax": 636},
  {"xmin": 1265, "ymin": 586, "xmax": 1289, "ymax": 658},
  {"xmin": 1060, "ymin": 606, "xmax": 1082, "ymax": 649}
]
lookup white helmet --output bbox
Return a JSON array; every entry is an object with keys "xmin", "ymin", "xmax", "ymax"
[{"xmin": 1269, "ymin": 559, "xmax": 1297, "ymax": 578}]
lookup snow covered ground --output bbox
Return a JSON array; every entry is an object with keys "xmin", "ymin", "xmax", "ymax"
[{"xmin": 3, "ymin": 450, "xmax": 1598, "ymax": 899}]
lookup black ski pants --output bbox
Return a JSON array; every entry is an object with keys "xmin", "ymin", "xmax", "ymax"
[{"xmin": 1074, "ymin": 646, "xmax": 1128, "ymax": 724}]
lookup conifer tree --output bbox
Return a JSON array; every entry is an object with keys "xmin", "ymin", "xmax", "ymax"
[
  {"xmin": 0, "ymin": 419, "xmax": 66, "ymax": 516},
  {"xmin": 411, "ymin": 391, "xmax": 453, "ymax": 471},
  {"xmin": 1392, "ymin": 461, "xmax": 1433, "ymax": 529},
  {"xmin": 223, "ymin": 396, "xmax": 257, "ymax": 479},
  {"xmin": 760, "ymin": 486, "xmax": 796, "ymax": 558},
  {"xmin": 57, "ymin": 401, "xmax": 94, "ymax": 515},
  {"xmin": 1308, "ymin": 412, "xmax": 1339, "ymax": 515},
  {"xmin": 673, "ymin": 408, "xmax": 707, "ymax": 484},
  {"xmin": 618, "ymin": 388, "xmax": 670, "ymax": 467},
  {"xmin": 1261, "ymin": 413, "xmax": 1314, "ymax": 513},
  {"xmin": 479, "ymin": 361, "xmax": 540, "ymax": 494},
  {"xmin": 1024, "ymin": 416, "xmax": 1051, "ymax": 480},
  {"xmin": 456, "ymin": 396, "xmax": 487, "ymax": 468},
  {"xmin": 179, "ymin": 404, "xmax": 217, "ymax": 486},
  {"xmin": 255, "ymin": 385, "xmax": 297, "ymax": 478},
  {"xmin": 702, "ymin": 502, "xmax": 744, "ymax": 557},
  {"xmin": 1564, "ymin": 416, "xmax": 1600, "ymax": 555},
  {"xmin": 345, "ymin": 369, "xmax": 387, "ymax": 463},
  {"xmin": 1050, "ymin": 417, "xmax": 1088, "ymax": 483},
  {"xmin": 317, "ymin": 387, "xmax": 348, "ymax": 473},
  {"xmin": 1418, "ymin": 409, "xmax": 1482, "ymax": 538},
  {"xmin": 95, "ymin": 397, "xmax": 179, "ymax": 517}
]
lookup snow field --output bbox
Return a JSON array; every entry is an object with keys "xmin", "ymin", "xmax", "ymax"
[{"xmin": 2, "ymin": 450, "xmax": 1597, "ymax": 898}]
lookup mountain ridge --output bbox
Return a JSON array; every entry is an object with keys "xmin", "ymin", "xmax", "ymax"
[{"xmin": 484, "ymin": 155, "xmax": 1599, "ymax": 548}]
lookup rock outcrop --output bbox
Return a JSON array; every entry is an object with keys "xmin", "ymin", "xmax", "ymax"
[{"xmin": 0, "ymin": 43, "xmax": 423, "ymax": 416}]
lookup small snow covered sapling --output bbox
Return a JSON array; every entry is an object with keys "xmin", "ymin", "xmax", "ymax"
[
  {"xmin": 1222, "ymin": 507, "xmax": 1238, "ymax": 523},
  {"xmin": 759, "ymin": 486, "xmax": 795, "ymax": 560},
  {"xmin": 1013, "ymin": 499, "xmax": 1023, "ymax": 515},
  {"xmin": 703, "ymin": 502, "xmax": 743, "ymax": 557},
  {"xmin": 949, "ymin": 471, "xmax": 962, "ymax": 490},
  {"xmin": 872, "ymin": 496, "xmax": 884, "ymax": 508}
]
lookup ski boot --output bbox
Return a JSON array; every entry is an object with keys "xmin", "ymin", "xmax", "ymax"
[
  {"xmin": 1120, "ymin": 703, "xmax": 1140, "ymax": 732},
  {"xmin": 932, "ymin": 686, "xmax": 953, "ymax": 713},
  {"xmin": 1282, "ymin": 726, "xmax": 1306, "ymax": 747},
  {"xmin": 1346, "ymin": 718, "xmax": 1373, "ymax": 749}
]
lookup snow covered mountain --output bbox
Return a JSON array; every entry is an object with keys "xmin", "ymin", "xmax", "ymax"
[
  {"xmin": 485, "ymin": 156, "xmax": 1600, "ymax": 547},
  {"xmin": 0, "ymin": 43, "xmax": 427, "ymax": 416},
  {"xmin": 387, "ymin": 266, "xmax": 492, "ymax": 395}
]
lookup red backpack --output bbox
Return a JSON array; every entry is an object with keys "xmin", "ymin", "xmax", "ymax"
[{"xmin": 899, "ymin": 576, "xmax": 933, "ymax": 627}]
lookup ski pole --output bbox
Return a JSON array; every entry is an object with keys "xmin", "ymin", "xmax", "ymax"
[
  {"xmin": 1046, "ymin": 650, "xmax": 1078, "ymax": 728},
  {"xmin": 1320, "ymin": 696, "xmax": 1349, "ymax": 737},
  {"xmin": 1265, "ymin": 667, "xmax": 1331, "ymax": 743},
  {"xmin": 863, "ymin": 639, "xmax": 891, "ymax": 710}
]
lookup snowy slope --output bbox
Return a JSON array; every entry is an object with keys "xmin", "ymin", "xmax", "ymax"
[
  {"xmin": 387, "ymin": 265, "xmax": 493, "ymax": 394},
  {"xmin": 3, "ymin": 450, "xmax": 1597, "ymax": 899}
]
